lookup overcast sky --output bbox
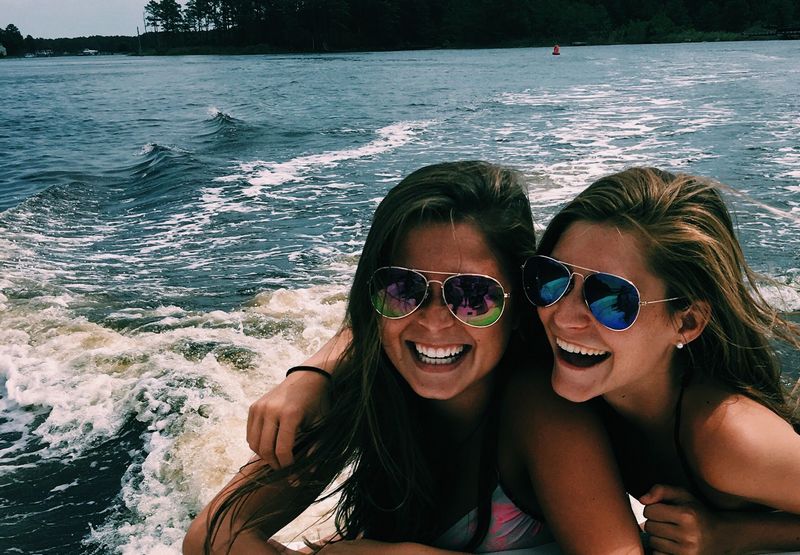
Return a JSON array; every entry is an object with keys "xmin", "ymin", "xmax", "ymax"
[{"xmin": 2, "ymin": 0, "xmax": 154, "ymax": 38}]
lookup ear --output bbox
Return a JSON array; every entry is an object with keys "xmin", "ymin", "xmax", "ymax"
[{"xmin": 673, "ymin": 300, "xmax": 710, "ymax": 345}]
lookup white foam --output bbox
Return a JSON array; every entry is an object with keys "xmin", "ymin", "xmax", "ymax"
[
  {"xmin": 0, "ymin": 277, "xmax": 350, "ymax": 553},
  {"xmin": 50, "ymin": 479, "xmax": 80, "ymax": 493},
  {"xmin": 759, "ymin": 279, "xmax": 800, "ymax": 312},
  {"xmin": 216, "ymin": 121, "xmax": 433, "ymax": 198}
]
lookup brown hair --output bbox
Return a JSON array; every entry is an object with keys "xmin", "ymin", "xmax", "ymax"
[{"xmin": 205, "ymin": 161, "xmax": 539, "ymax": 552}]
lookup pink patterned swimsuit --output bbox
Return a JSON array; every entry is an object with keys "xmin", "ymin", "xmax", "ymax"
[{"xmin": 434, "ymin": 483, "xmax": 546, "ymax": 552}]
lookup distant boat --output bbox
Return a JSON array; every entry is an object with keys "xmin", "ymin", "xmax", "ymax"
[
  {"xmin": 81, "ymin": 49, "xmax": 99, "ymax": 56},
  {"xmin": 552, "ymin": 45, "xmax": 560, "ymax": 55}
]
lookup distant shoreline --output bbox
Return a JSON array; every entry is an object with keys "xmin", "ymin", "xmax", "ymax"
[{"xmin": 3, "ymin": 33, "xmax": 797, "ymax": 59}]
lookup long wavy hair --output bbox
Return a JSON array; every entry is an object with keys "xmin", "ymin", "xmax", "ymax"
[
  {"xmin": 536, "ymin": 167, "xmax": 800, "ymax": 426},
  {"xmin": 205, "ymin": 161, "xmax": 539, "ymax": 552}
]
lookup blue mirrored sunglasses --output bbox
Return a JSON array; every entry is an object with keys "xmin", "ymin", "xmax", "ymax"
[{"xmin": 521, "ymin": 255, "xmax": 681, "ymax": 331}]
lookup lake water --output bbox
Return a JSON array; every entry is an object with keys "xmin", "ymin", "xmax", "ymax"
[{"xmin": 1, "ymin": 42, "xmax": 799, "ymax": 554}]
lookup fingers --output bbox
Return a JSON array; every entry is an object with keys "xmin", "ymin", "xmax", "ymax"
[
  {"xmin": 640, "ymin": 483, "xmax": 697, "ymax": 506},
  {"xmin": 246, "ymin": 402, "xmax": 303, "ymax": 469},
  {"xmin": 245, "ymin": 368, "xmax": 331, "ymax": 470},
  {"xmin": 647, "ymin": 533, "xmax": 680, "ymax": 555},
  {"xmin": 643, "ymin": 501, "xmax": 705, "ymax": 555},
  {"xmin": 648, "ymin": 531, "xmax": 700, "ymax": 555},
  {"xmin": 275, "ymin": 410, "xmax": 301, "ymax": 468},
  {"xmin": 644, "ymin": 518, "xmax": 680, "ymax": 539},
  {"xmin": 643, "ymin": 501, "xmax": 683, "ymax": 523},
  {"xmin": 646, "ymin": 521, "xmax": 696, "ymax": 555},
  {"xmin": 247, "ymin": 398, "xmax": 281, "ymax": 468},
  {"xmin": 259, "ymin": 418, "xmax": 282, "ymax": 469}
]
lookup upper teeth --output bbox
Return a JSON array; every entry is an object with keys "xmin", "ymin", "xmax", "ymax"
[
  {"xmin": 556, "ymin": 338, "xmax": 608, "ymax": 357},
  {"xmin": 415, "ymin": 344, "xmax": 465, "ymax": 359}
]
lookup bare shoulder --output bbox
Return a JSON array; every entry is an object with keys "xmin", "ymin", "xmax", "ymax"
[
  {"xmin": 499, "ymin": 363, "xmax": 610, "ymax": 472},
  {"xmin": 682, "ymin": 382, "xmax": 799, "ymax": 494}
]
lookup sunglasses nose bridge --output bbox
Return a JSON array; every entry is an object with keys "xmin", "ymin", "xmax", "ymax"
[
  {"xmin": 420, "ymin": 278, "xmax": 449, "ymax": 307},
  {"xmin": 415, "ymin": 278, "xmax": 460, "ymax": 329},
  {"xmin": 550, "ymin": 270, "xmax": 596, "ymax": 325},
  {"xmin": 562, "ymin": 270, "xmax": 584, "ymax": 300},
  {"xmin": 568, "ymin": 271, "xmax": 598, "ymax": 313}
]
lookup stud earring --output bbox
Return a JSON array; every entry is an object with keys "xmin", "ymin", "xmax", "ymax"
[{"xmin": 676, "ymin": 342, "xmax": 684, "ymax": 349}]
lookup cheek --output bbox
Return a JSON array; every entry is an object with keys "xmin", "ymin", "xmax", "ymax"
[
  {"xmin": 535, "ymin": 306, "xmax": 554, "ymax": 328},
  {"xmin": 378, "ymin": 320, "xmax": 402, "ymax": 350},
  {"xmin": 477, "ymin": 321, "xmax": 514, "ymax": 359}
]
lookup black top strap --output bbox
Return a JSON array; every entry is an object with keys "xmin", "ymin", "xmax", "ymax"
[{"xmin": 673, "ymin": 384, "xmax": 716, "ymax": 507}]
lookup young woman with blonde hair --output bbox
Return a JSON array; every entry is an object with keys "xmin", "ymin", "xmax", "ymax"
[{"xmin": 529, "ymin": 167, "xmax": 800, "ymax": 552}]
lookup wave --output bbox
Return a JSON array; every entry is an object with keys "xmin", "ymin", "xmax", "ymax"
[
  {"xmin": 199, "ymin": 107, "xmax": 247, "ymax": 138},
  {"xmin": 131, "ymin": 143, "xmax": 197, "ymax": 179},
  {"xmin": 215, "ymin": 120, "xmax": 433, "ymax": 197},
  {"xmin": 0, "ymin": 281, "xmax": 348, "ymax": 553}
]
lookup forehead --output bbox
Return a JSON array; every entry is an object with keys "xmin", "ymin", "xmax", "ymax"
[
  {"xmin": 551, "ymin": 221, "xmax": 654, "ymax": 283},
  {"xmin": 394, "ymin": 221, "xmax": 507, "ymax": 279}
]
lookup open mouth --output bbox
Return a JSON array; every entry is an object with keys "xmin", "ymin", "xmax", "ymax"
[
  {"xmin": 555, "ymin": 337, "xmax": 610, "ymax": 368},
  {"xmin": 410, "ymin": 342, "xmax": 470, "ymax": 365}
]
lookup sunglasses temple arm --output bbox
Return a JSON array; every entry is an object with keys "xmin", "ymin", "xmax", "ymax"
[{"xmin": 639, "ymin": 296, "xmax": 683, "ymax": 306}]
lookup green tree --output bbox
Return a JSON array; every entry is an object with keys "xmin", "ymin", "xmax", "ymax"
[
  {"xmin": 2, "ymin": 24, "xmax": 25, "ymax": 56},
  {"xmin": 145, "ymin": 0, "xmax": 163, "ymax": 33},
  {"xmin": 185, "ymin": 0, "xmax": 217, "ymax": 32},
  {"xmin": 23, "ymin": 34, "xmax": 36, "ymax": 54},
  {"xmin": 159, "ymin": 0, "xmax": 185, "ymax": 34}
]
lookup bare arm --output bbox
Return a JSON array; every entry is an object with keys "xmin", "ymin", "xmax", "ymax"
[
  {"xmin": 504, "ymin": 368, "xmax": 644, "ymax": 555},
  {"xmin": 183, "ymin": 457, "xmax": 325, "ymax": 555},
  {"xmin": 248, "ymin": 329, "xmax": 351, "ymax": 468},
  {"xmin": 642, "ymin": 391, "xmax": 800, "ymax": 553}
]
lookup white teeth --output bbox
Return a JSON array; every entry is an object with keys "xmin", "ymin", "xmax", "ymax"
[
  {"xmin": 414, "ymin": 343, "xmax": 465, "ymax": 365},
  {"xmin": 556, "ymin": 337, "xmax": 608, "ymax": 357}
]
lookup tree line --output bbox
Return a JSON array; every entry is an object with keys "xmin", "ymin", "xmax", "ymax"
[
  {"xmin": 2, "ymin": 0, "xmax": 799, "ymax": 56},
  {"xmin": 140, "ymin": 0, "xmax": 800, "ymax": 51}
]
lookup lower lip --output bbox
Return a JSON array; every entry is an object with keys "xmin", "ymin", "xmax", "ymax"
[
  {"xmin": 416, "ymin": 360, "xmax": 460, "ymax": 373},
  {"xmin": 556, "ymin": 347, "xmax": 610, "ymax": 369}
]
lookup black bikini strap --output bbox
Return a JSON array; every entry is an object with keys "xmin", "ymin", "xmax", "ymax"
[{"xmin": 673, "ymin": 383, "xmax": 715, "ymax": 506}]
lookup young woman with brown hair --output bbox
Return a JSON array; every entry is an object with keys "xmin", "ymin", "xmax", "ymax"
[{"xmin": 183, "ymin": 162, "xmax": 642, "ymax": 554}]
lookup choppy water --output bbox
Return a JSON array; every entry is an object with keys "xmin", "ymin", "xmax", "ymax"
[{"xmin": 1, "ymin": 42, "xmax": 799, "ymax": 554}]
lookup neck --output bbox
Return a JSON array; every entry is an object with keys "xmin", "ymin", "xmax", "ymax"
[
  {"xmin": 427, "ymin": 374, "xmax": 495, "ymax": 443},
  {"xmin": 604, "ymin": 363, "xmax": 684, "ymax": 433}
]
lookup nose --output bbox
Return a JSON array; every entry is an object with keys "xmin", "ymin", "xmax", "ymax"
[
  {"xmin": 550, "ymin": 274, "xmax": 592, "ymax": 329},
  {"xmin": 416, "ymin": 282, "xmax": 456, "ymax": 330}
]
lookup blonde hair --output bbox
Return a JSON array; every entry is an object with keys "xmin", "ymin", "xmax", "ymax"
[{"xmin": 537, "ymin": 167, "xmax": 800, "ymax": 425}]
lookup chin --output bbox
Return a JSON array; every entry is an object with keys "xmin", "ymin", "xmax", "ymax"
[
  {"xmin": 551, "ymin": 371, "xmax": 598, "ymax": 403},
  {"xmin": 409, "ymin": 383, "xmax": 460, "ymax": 401}
]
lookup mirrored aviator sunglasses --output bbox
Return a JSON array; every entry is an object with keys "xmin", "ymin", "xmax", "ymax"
[
  {"xmin": 369, "ymin": 266, "xmax": 509, "ymax": 328},
  {"xmin": 521, "ymin": 255, "xmax": 681, "ymax": 331}
]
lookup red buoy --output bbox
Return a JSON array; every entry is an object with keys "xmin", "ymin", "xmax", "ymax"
[{"xmin": 552, "ymin": 44, "xmax": 560, "ymax": 55}]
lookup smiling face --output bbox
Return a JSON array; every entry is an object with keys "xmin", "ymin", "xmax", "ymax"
[
  {"xmin": 536, "ymin": 221, "xmax": 681, "ymax": 405},
  {"xmin": 379, "ymin": 221, "xmax": 515, "ymax": 409}
]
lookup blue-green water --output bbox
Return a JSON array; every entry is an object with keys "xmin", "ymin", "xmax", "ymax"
[{"xmin": 1, "ymin": 42, "xmax": 798, "ymax": 554}]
